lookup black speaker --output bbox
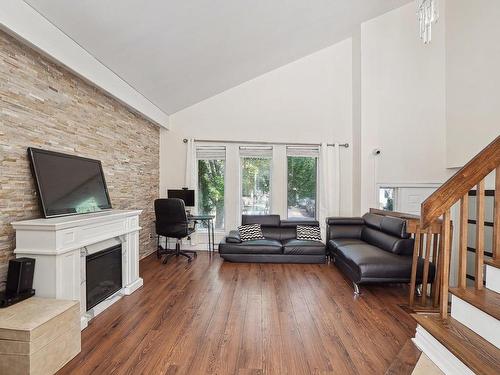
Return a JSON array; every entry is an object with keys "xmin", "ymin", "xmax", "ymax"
[{"xmin": 6, "ymin": 257, "xmax": 35, "ymax": 296}]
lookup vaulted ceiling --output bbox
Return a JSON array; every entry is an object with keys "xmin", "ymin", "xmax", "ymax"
[{"xmin": 25, "ymin": 0, "xmax": 412, "ymax": 114}]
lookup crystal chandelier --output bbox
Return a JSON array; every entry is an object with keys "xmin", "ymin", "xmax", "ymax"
[{"xmin": 417, "ymin": 0, "xmax": 439, "ymax": 44}]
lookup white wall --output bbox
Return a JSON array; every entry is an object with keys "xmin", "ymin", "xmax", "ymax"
[
  {"xmin": 446, "ymin": 0, "xmax": 500, "ymax": 167},
  {"xmin": 160, "ymin": 0, "xmax": 499, "ymax": 232},
  {"xmin": 360, "ymin": 1, "xmax": 449, "ymax": 213},
  {"xmin": 160, "ymin": 39, "xmax": 354, "ymax": 233}
]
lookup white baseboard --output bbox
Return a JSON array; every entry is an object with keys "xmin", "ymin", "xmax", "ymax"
[{"xmin": 123, "ymin": 277, "xmax": 144, "ymax": 295}]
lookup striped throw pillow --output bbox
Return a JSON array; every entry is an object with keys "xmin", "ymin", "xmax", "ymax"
[
  {"xmin": 296, "ymin": 225, "xmax": 322, "ymax": 242},
  {"xmin": 238, "ymin": 223, "xmax": 265, "ymax": 242}
]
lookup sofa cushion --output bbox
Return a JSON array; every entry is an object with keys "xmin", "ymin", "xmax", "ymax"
[
  {"xmin": 380, "ymin": 216, "xmax": 411, "ymax": 239},
  {"xmin": 218, "ymin": 238, "xmax": 283, "ymax": 255},
  {"xmin": 279, "ymin": 220, "xmax": 320, "ymax": 241},
  {"xmin": 328, "ymin": 238, "xmax": 366, "ymax": 250},
  {"xmin": 361, "ymin": 227, "xmax": 414, "ymax": 255},
  {"xmin": 280, "ymin": 219, "xmax": 320, "ymax": 227},
  {"xmin": 326, "ymin": 217, "xmax": 364, "ymax": 226},
  {"xmin": 362, "ymin": 213, "xmax": 383, "ymax": 230},
  {"xmin": 225, "ymin": 230, "xmax": 241, "ymax": 243},
  {"xmin": 282, "ymin": 239, "xmax": 325, "ymax": 255},
  {"xmin": 333, "ymin": 242, "xmax": 415, "ymax": 280},
  {"xmin": 261, "ymin": 226, "xmax": 282, "ymax": 241},
  {"xmin": 242, "ymin": 214, "xmax": 280, "ymax": 227},
  {"xmin": 279, "ymin": 227, "xmax": 297, "ymax": 241},
  {"xmin": 362, "ymin": 213, "xmax": 410, "ymax": 239}
]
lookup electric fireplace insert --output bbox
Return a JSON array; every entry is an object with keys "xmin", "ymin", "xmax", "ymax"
[{"xmin": 86, "ymin": 244, "xmax": 122, "ymax": 310}]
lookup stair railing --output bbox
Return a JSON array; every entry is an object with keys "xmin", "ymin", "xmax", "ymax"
[{"xmin": 417, "ymin": 136, "xmax": 500, "ymax": 319}]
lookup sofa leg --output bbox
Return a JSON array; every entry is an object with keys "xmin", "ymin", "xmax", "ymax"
[{"xmin": 353, "ymin": 282, "xmax": 360, "ymax": 295}]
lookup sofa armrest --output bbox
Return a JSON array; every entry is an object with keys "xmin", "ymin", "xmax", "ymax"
[
  {"xmin": 326, "ymin": 217, "xmax": 364, "ymax": 242},
  {"xmin": 225, "ymin": 230, "xmax": 242, "ymax": 243}
]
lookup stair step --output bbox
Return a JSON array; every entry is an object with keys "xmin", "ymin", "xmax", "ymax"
[
  {"xmin": 385, "ymin": 340, "xmax": 421, "ymax": 375},
  {"xmin": 486, "ymin": 262, "xmax": 500, "ymax": 293},
  {"xmin": 485, "ymin": 258, "xmax": 500, "ymax": 269},
  {"xmin": 412, "ymin": 314, "xmax": 500, "ymax": 375},
  {"xmin": 450, "ymin": 287, "xmax": 500, "ymax": 320}
]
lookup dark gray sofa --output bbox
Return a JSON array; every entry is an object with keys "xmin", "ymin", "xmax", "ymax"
[
  {"xmin": 326, "ymin": 212, "xmax": 434, "ymax": 294},
  {"xmin": 219, "ymin": 215, "xmax": 326, "ymax": 263}
]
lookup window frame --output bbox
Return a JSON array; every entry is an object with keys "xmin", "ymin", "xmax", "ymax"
[
  {"xmin": 286, "ymin": 154, "xmax": 319, "ymax": 220},
  {"xmin": 239, "ymin": 150, "xmax": 273, "ymax": 219},
  {"xmin": 195, "ymin": 146, "xmax": 227, "ymax": 231},
  {"xmin": 378, "ymin": 186, "xmax": 397, "ymax": 212}
]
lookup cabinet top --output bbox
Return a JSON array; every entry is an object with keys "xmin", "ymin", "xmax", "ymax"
[
  {"xmin": 0, "ymin": 297, "xmax": 79, "ymax": 341},
  {"xmin": 11, "ymin": 209, "xmax": 142, "ymax": 231}
]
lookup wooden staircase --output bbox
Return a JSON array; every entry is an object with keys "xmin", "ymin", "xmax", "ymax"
[
  {"xmin": 413, "ymin": 314, "xmax": 500, "ymax": 375},
  {"xmin": 411, "ymin": 136, "xmax": 500, "ymax": 374}
]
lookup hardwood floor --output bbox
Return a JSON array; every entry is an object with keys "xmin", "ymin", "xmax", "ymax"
[{"xmin": 58, "ymin": 253, "xmax": 416, "ymax": 375}]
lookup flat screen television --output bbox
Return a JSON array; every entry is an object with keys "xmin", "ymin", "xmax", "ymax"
[
  {"xmin": 28, "ymin": 148, "xmax": 112, "ymax": 218},
  {"xmin": 167, "ymin": 189, "xmax": 195, "ymax": 207}
]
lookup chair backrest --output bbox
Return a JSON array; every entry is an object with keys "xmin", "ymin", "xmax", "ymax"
[{"xmin": 154, "ymin": 198, "xmax": 188, "ymax": 238}]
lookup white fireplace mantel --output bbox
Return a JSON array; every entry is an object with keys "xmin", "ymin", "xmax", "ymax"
[{"xmin": 12, "ymin": 209, "xmax": 143, "ymax": 330}]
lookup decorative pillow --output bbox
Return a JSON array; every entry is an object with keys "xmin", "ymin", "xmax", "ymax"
[
  {"xmin": 296, "ymin": 225, "xmax": 322, "ymax": 242},
  {"xmin": 238, "ymin": 223, "xmax": 265, "ymax": 242}
]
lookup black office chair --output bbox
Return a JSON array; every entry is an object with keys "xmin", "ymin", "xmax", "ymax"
[{"xmin": 155, "ymin": 198, "xmax": 197, "ymax": 263}]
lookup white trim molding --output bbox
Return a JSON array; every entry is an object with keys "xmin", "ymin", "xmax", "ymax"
[
  {"xmin": 0, "ymin": 0, "xmax": 169, "ymax": 129},
  {"xmin": 413, "ymin": 325, "xmax": 474, "ymax": 375}
]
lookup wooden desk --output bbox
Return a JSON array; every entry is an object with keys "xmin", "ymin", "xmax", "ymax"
[{"xmin": 0, "ymin": 297, "xmax": 80, "ymax": 375}]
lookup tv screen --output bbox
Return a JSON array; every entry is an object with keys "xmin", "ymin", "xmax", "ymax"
[
  {"xmin": 167, "ymin": 189, "xmax": 195, "ymax": 207},
  {"xmin": 28, "ymin": 148, "xmax": 112, "ymax": 218}
]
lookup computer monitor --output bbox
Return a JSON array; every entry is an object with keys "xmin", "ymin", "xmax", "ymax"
[{"xmin": 167, "ymin": 189, "xmax": 195, "ymax": 207}]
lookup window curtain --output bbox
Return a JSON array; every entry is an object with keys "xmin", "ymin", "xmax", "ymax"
[{"xmin": 318, "ymin": 142, "xmax": 339, "ymax": 238}]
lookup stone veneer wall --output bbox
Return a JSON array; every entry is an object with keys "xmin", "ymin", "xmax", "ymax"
[{"xmin": 0, "ymin": 31, "xmax": 160, "ymax": 289}]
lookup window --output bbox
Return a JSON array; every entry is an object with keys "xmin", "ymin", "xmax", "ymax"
[
  {"xmin": 197, "ymin": 146, "xmax": 225, "ymax": 229},
  {"xmin": 240, "ymin": 147, "xmax": 272, "ymax": 215},
  {"xmin": 379, "ymin": 187, "xmax": 396, "ymax": 211},
  {"xmin": 287, "ymin": 147, "xmax": 318, "ymax": 219}
]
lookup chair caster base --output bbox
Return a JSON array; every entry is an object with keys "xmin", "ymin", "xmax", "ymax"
[{"xmin": 353, "ymin": 282, "xmax": 361, "ymax": 296}]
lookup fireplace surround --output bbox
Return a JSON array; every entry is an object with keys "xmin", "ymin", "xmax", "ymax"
[{"xmin": 12, "ymin": 210, "xmax": 143, "ymax": 329}]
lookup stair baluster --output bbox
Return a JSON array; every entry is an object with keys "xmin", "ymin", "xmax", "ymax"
[
  {"xmin": 475, "ymin": 180, "xmax": 485, "ymax": 290},
  {"xmin": 458, "ymin": 194, "xmax": 468, "ymax": 289}
]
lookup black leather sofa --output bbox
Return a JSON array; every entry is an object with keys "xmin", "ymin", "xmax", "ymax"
[
  {"xmin": 326, "ymin": 213, "xmax": 434, "ymax": 294},
  {"xmin": 219, "ymin": 215, "xmax": 326, "ymax": 263}
]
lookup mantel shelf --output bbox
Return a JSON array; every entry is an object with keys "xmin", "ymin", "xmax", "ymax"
[{"xmin": 12, "ymin": 209, "xmax": 142, "ymax": 231}]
